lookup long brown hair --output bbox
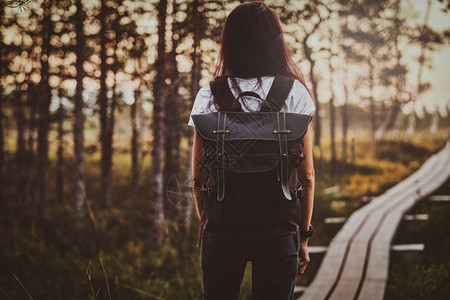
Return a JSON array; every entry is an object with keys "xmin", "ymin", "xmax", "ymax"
[{"xmin": 214, "ymin": 1, "xmax": 311, "ymax": 99}]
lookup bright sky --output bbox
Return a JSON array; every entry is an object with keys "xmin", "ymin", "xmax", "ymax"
[
  {"xmin": 406, "ymin": 0, "xmax": 450, "ymax": 114},
  {"xmin": 2, "ymin": 0, "xmax": 449, "ymax": 115}
]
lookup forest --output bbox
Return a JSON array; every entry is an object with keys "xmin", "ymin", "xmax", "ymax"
[{"xmin": 0, "ymin": 0, "xmax": 449, "ymax": 299}]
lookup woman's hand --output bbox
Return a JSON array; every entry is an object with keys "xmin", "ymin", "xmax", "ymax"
[{"xmin": 297, "ymin": 241, "xmax": 310, "ymax": 276}]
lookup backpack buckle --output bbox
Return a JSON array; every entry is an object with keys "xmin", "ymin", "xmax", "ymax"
[
  {"xmin": 212, "ymin": 129, "xmax": 230, "ymax": 134},
  {"xmin": 273, "ymin": 129, "xmax": 291, "ymax": 134}
]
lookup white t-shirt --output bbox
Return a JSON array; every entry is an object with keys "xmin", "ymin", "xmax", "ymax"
[{"xmin": 187, "ymin": 76, "xmax": 315, "ymax": 128}]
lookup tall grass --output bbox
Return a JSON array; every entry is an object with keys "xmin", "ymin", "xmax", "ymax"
[{"xmin": 0, "ymin": 132, "xmax": 445, "ymax": 299}]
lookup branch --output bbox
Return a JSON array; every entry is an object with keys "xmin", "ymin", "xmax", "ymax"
[{"xmin": 1, "ymin": 0, "xmax": 31, "ymax": 9}]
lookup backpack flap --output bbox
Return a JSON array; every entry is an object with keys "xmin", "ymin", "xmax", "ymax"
[
  {"xmin": 192, "ymin": 112, "xmax": 311, "ymax": 141},
  {"xmin": 192, "ymin": 111, "xmax": 311, "ymax": 201},
  {"xmin": 192, "ymin": 111, "xmax": 311, "ymax": 170}
]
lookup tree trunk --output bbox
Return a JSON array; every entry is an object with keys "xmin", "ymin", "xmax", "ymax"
[
  {"xmin": 328, "ymin": 53, "xmax": 336, "ymax": 162},
  {"xmin": 74, "ymin": 0, "xmax": 86, "ymax": 228},
  {"xmin": 303, "ymin": 38, "xmax": 321, "ymax": 150},
  {"xmin": 351, "ymin": 138, "xmax": 356, "ymax": 164},
  {"xmin": 0, "ymin": 85, "xmax": 3, "ymax": 201},
  {"xmin": 27, "ymin": 86, "xmax": 37, "ymax": 156},
  {"xmin": 0, "ymin": 0, "xmax": 4, "ymax": 202},
  {"xmin": 341, "ymin": 69, "xmax": 349, "ymax": 163},
  {"xmin": 131, "ymin": 81, "xmax": 142, "ymax": 197},
  {"xmin": 368, "ymin": 61, "xmax": 376, "ymax": 156},
  {"xmin": 107, "ymin": 75, "xmax": 117, "ymax": 187},
  {"xmin": 15, "ymin": 93, "xmax": 26, "ymax": 171},
  {"xmin": 36, "ymin": 0, "xmax": 53, "ymax": 212},
  {"xmin": 376, "ymin": 0, "xmax": 403, "ymax": 141},
  {"xmin": 392, "ymin": 109, "xmax": 403, "ymax": 140},
  {"xmin": 163, "ymin": 72, "xmax": 180, "ymax": 221},
  {"xmin": 406, "ymin": 112, "xmax": 416, "ymax": 142},
  {"xmin": 164, "ymin": 0, "xmax": 184, "ymax": 233},
  {"xmin": 14, "ymin": 93, "xmax": 26, "ymax": 201},
  {"xmin": 408, "ymin": 0, "xmax": 432, "ymax": 141},
  {"xmin": 182, "ymin": 0, "xmax": 203, "ymax": 250},
  {"xmin": 149, "ymin": 0, "xmax": 168, "ymax": 249},
  {"xmin": 99, "ymin": 0, "xmax": 113, "ymax": 209},
  {"xmin": 26, "ymin": 85, "xmax": 38, "ymax": 206},
  {"xmin": 376, "ymin": 100, "xmax": 400, "ymax": 140},
  {"xmin": 430, "ymin": 110, "xmax": 439, "ymax": 140},
  {"xmin": 56, "ymin": 103, "xmax": 64, "ymax": 203}
]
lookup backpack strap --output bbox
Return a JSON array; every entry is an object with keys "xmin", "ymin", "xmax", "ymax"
[
  {"xmin": 210, "ymin": 76, "xmax": 244, "ymax": 112},
  {"xmin": 273, "ymin": 112, "xmax": 292, "ymax": 200},
  {"xmin": 260, "ymin": 75, "xmax": 295, "ymax": 112},
  {"xmin": 265, "ymin": 75, "xmax": 295, "ymax": 200},
  {"xmin": 215, "ymin": 111, "xmax": 228, "ymax": 201}
]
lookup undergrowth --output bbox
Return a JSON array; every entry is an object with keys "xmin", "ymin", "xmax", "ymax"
[{"xmin": 0, "ymin": 138, "xmax": 444, "ymax": 299}]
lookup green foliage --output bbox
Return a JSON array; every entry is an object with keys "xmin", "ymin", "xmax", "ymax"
[
  {"xmin": 0, "ymin": 136, "xmax": 442, "ymax": 299},
  {"xmin": 386, "ymin": 263, "xmax": 450, "ymax": 300},
  {"xmin": 376, "ymin": 140, "xmax": 432, "ymax": 164},
  {"xmin": 385, "ymin": 181, "xmax": 450, "ymax": 300},
  {"xmin": 0, "ymin": 224, "xmax": 204, "ymax": 299}
]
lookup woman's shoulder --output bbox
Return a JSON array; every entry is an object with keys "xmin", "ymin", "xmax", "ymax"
[
  {"xmin": 194, "ymin": 84, "xmax": 213, "ymax": 104},
  {"xmin": 192, "ymin": 84, "xmax": 216, "ymax": 113},
  {"xmin": 286, "ymin": 78, "xmax": 315, "ymax": 115},
  {"xmin": 291, "ymin": 78, "xmax": 309, "ymax": 93}
]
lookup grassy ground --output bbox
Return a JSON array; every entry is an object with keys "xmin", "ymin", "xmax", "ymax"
[
  {"xmin": 384, "ymin": 178, "xmax": 450, "ymax": 300},
  {"xmin": 0, "ymin": 137, "xmax": 445, "ymax": 300}
]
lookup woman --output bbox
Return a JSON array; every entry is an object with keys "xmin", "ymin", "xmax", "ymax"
[{"xmin": 187, "ymin": 2, "xmax": 315, "ymax": 299}]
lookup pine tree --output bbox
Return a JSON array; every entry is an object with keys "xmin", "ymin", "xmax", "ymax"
[
  {"xmin": 149, "ymin": 0, "xmax": 168, "ymax": 249},
  {"xmin": 73, "ymin": 0, "xmax": 86, "ymax": 228},
  {"xmin": 35, "ymin": 0, "xmax": 54, "ymax": 213}
]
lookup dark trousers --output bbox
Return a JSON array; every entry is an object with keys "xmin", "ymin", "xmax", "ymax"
[{"xmin": 200, "ymin": 228, "xmax": 299, "ymax": 300}]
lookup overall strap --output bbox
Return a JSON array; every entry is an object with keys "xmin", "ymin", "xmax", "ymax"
[
  {"xmin": 275, "ymin": 112, "xmax": 292, "ymax": 200},
  {"xmin": 210, "ymin": 76, "xmax": 244, "ymax": 112},
  {"xmin": 214, "ymin": 111, "xmax": 228, "ymax": 201},
  {"xmin": 263, "ymin": 75, "xmax": 295, "ymax": 200},
  {"xmin": 260, "ymin": 75, "xmax": 295, "ymax": 112}
]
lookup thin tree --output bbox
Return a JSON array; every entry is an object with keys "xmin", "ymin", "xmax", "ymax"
[
  {"xmin": 181, "ymin": 0, "xmax": 205, "ymax": 250},
  {"xmin": 131, "ymin": 76, "xmax": 142, "ymax": 197},
  {"xmin": 129, "ymin": 37, "xmax": 146, "ymax": 198},
  {"xmin": 164, "ymin": 0, "xmax": 182, "ymax": 227},
  {"xmin": 376, "ymin": 0, "xmax": 408, "ymax": 140},
  {"xmin": 340, "ymin": 51, "xmax": 350, "ymax": 162},
  {"xmin": 129, "ymin": 44, "xmax": 147, "ymax": 198},
  {"xmin": 341, "ymin": 0, "xmax": 392, "ymax": 155},
  {"xmin": 36, "ymin": 0, "xmax": 53, "ymax": 212},
  {"xmin": 149, "ymin": 0, "xmax": 168, "ymax": 249},
  {"xmin": 327, "ymin": 20, "xmax": 337, "ymax": 163},
  {"xmin": 56, "ymin": 92, "xmax": 66, "ymax": 203},
  {"xmin": 408, "ymin": 0, "xmax": 432, "ymax": 141},
  {"xmin": 98, "ymin": 0, "xmax": 114, "ymax": 209},
  {"xmin": 279, "ymin": 1, "xmax": 330, "ymax": 155},
  {"xmin": 73, "ymin": 0, "xmax": 86, "ymax": 227},
  {"xmin": 14, "ymin": 90, "xmax": 26, "ymax": 200},
  {"xmin": 0, "ymin": 4, "xmax": 4, "ymax": 200}
]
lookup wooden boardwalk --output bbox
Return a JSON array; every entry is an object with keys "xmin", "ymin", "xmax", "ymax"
[{"xmin": 299, "ymin": 142, "xmax": 450, "ymax": 300}]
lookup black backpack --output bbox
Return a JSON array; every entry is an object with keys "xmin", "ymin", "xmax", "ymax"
[{"xmin": 192, "ymin": 74, "xmax": 312, "ymax": 245}]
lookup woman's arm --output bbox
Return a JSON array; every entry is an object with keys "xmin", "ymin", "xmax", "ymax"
[
  {"xmin": 296, "ymin": 124, "xmax": 315, "ymax": 274},
  {"xmin": 192, "ymin": 129, "xmax": 207, "ymax": 219}
]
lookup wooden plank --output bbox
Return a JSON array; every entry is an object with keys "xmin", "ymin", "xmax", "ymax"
[
  {"xmin": 429, "ymin": 195, "xmax": 450, "ymax": 202},
  {"xmin": 324, "ymin": 217, "xmax": 346, "ymax": 224},
  {"xmin": 391, "ymin": 244, "xmax": 424, "ymax": 251},
  {"xmin": 308, "ymin": 246, "xmax": 327, "ymax": 254},
  {"xmin": 299, "ymin": 142, "xmax": 450, "ymax": 300},
  {"xmin": 403, "ymin": 214, "xmax": 429, "ymax": 221}
]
